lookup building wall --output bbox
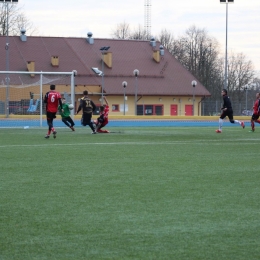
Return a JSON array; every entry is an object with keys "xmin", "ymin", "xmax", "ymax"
[
  {"xmin": 0, "ymin": 85, "xmax": 201, "ymax": 116},
  {"xmin": 86, "ymin": 95, "xmax": 201, "ymax": 116}
]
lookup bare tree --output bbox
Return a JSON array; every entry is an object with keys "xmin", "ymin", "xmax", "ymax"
[
  {"xmin": 252, "ymin": 77, "xmax": 260, "ymax": 91},
  {"xmin": 227, "ymin": 52, "xmax": 255, "ymax": 102},
  {"xmin": 0, "ymin": 3, "xmax": 16, "ymax": 35},
  {"xmin": 111, "ymin": 22, "xmax": 131, "ymax": 39},
  {"xmin": 228, "ymin": 52, "xmax": 254, "ymax": 91},
  {"xmin": 129, "ymin": 24, "xmax": 150, "ymax": 40},
  {"xmin": 167, "ymin": 26, "xmax": 222, "ymax": 99},
  {"xmin": 0, "ymin": 3, "xmax": 38, "ymax": 36},
  {"xmin": 157, "ymin": 28, "xmax": 175, "ymax": 51},
  {"xmin": 15, "ymin": 12, "xmax": 38, "ymax": 36},
  {"xmin": 111, "ymin": 23, "xmax": 151, "ymax": 40}
]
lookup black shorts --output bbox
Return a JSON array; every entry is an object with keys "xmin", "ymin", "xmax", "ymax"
[
  {"xmin": 81, "ymin": 113, "xmax": 92, "ymax": 126},
  {"xmin": 252, "ymin": 113, "xmax": 259, "ymax": 121},
  {"xmin": 220, "ymin": 109, "xmax": 233, "ymax": 121},
  {"xmin": 97, "ymin": 117, "xmax": 104, "ymax": 123},
  {"xmin": 46, "ymin": 112, "xmax": 57, "ymax": 120}
]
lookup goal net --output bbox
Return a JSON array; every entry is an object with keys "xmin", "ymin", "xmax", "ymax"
[{"xmin": 0, "ymin": 71, "xmax": 76, "ymax": 128}]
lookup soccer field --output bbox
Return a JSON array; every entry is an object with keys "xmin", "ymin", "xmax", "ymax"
[{"xmin": 0, "ymin": 127, "xmax": 259, "ymax": 260}]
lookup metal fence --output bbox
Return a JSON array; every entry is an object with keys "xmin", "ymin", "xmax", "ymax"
[{"xmin": 201, "ymin": 100, "xmax": 254, "ymax": 116}]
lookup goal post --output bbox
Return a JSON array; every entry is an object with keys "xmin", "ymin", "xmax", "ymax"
[{"xmin": 0, "ymin": 70, "xmax": 76, "ymax": 127}]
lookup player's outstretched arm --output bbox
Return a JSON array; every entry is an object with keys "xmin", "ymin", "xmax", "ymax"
[
  {"xmin": 58, "ymin": 98, "xmax": 64, "ymax": 112},
  {"xmin": 76, "ymin": 104, "xmax": 82, "ymax": 114}
]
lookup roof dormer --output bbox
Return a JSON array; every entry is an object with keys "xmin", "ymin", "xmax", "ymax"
[
  {"xmin": 103, "ymin": 52, "xmax": 112, "ymax": 68},
  {"xmin": 27, "ymin": 61, "xmax": 35, "ymax": 77},
  {"xmin": 51, "ymin": 56, "xmax": 59, "ymax": 67}
]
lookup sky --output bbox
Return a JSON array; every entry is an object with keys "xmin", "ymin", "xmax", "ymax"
[{"xmin": 19, "ymin": 0, "xmax": 260, "ymax": 76}]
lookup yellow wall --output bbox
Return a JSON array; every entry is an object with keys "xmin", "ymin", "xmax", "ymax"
[
  {"xmin": 101, "ymin": 96, "xmax": 200, "ymax": 116},
  {"xmin": 0, "ymin": 84, "xmax": 202, "ymax": 116}
]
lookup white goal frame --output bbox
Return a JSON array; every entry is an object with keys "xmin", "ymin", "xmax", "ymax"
[{"xmin": 0, "ymin": 70, "xmax": 76, "ymax": 127}]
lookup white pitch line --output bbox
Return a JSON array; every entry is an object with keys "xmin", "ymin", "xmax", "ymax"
[
  {"xmin": 0, "ymin": 140, "xmax": 258, "ymax": 148},
  {"xmin": 0, "ymin": 142, "xmax": 191, "ymax": 148}
]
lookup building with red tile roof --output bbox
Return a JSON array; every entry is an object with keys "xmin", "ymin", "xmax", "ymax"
[{"xmin": 0, "ymin": 32, "xmax": 210, "ymax": 116}]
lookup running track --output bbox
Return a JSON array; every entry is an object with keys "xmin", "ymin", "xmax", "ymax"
[{"xmin": 0, "ymin": 119, "xmax": 250, "ymax": 128}]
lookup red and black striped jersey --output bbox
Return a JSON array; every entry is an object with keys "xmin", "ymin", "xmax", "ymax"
[
  {"xmin": 253, "ymin": 99, "xmax": 260, "ymax": 114},
  {"xmin": 44, "ymin": 90, "xmax": 61, "ymax": 113}
]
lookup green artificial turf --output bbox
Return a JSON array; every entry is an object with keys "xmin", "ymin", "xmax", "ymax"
[{"xmin": 0, "ymin": 127, "xmax": 259, "ymax": 259}]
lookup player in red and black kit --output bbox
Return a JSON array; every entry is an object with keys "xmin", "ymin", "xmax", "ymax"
[
  {"xmin": 249, "ymin": 92, "xmax": 260, "ymax": 132},
  {"xmin": 96, "ymin": 96, "xmax": 110, "ymax": 133},
  {"xmin": 216, "ymin": 89, "xmax": 245, "ymax": 133},
  {"xmin": 44, "ymin": 84, "xmax": 63, "ymax": 139},
  {"xmin": 76, "ymin": 90, "xmax": 97, "ymax": 134}
]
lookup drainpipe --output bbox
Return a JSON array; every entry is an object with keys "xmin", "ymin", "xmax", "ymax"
[{"xmin": 198, "ymin": 96, "xmax": 206, "ymax": 116}]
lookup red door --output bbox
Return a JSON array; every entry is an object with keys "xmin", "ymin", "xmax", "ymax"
[
  {"xmin": 185, "ymin": 105, "xmax": 193, "ymax": 116},
  {"xmin": 170, "ymin": 105, "xmax": 178, "ymax": 116}
]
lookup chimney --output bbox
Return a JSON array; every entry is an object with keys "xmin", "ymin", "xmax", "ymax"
[
  {"xmin": 150, "ymin": 37, "xmax": 156, "ymax": 47},
  {"xmin": 20, "ymin": 28, "xmax": 27, "ymax": 42},
  {"xmin": 103, "ymin": 52, "xmax": 112, "ymax": 68},
  {"xmin": 159, "ymin": 45, "xmax": 164, "ymax": 57},
  {"xmin": 86, "ymin": 32, "xmax": 94, "ymax": 44},
  {"xmin": 27, "ymin": 61, "xmax": 35, "ymax": 77},
  {"xmin": 153, "ymin": 50, "xmax": 160, "ymax": 63},
  {"xmin": 51, "ymin": 56, "xmax": 59, "ymax": 67}
]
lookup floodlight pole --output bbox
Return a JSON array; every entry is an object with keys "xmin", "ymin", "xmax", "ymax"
[
  {"xmin": 133, "ymin": 69, "xmax": 139, "ymax": 116},
  {"xmin": 1, "ymin": 0, "xmax": 19, "ymax": 118},
  {"xmin": 221, "ymin": 0, "xmax": 234, "ymax": 91},
  {"xmin": 224, "ymin": 2, "xmax": 228, "ymax": 90},
  {"xmin": 122, "ymin": 81, "xmax": 127, "ymax": 115},
  {"xmin": 5, "ymin": 1, "xmax": 10, "ymax": 118},
  {"xmin": 101, "ymin": 51, "xmax": 104, "ymax": 105},
  {"xmin": 100, "ymin": 46, "xmax": 110, "ymax": 105},
  {"xmin": 191, "ymin": 80, "xmax": 197, "ymax": 116},
  {"xmin": 245, "ymin": 86, "xmax": 248, "ymax": 111}
]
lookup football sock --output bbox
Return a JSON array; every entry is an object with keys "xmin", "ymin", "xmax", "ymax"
[
  {"xmin": 219, "ymin": 118, "xmax": 223, "ymax": 130},
  {"xmin": 89, "ymin": 122, "xmax": 95, "ymax": 132}
]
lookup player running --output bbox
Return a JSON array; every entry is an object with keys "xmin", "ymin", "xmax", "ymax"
[
  {"xmin": 216, "ymin": 89, "xmax": 245, "ymax": 133},
  {"xmin": 249, "ymin": 92, "xmax": 260, "ymax": 132}
]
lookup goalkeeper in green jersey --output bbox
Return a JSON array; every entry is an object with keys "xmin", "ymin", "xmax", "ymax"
[{"xmin": 58, "ymin": 98, "xmax": 75, "ymax": 131}]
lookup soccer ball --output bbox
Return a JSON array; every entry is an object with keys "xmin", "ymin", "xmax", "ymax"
[{"xmin": 68, "ymin": 104, "xmax": 74, "ymax": 110}]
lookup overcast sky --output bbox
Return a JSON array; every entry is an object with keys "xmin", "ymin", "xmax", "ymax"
[{"xmin": 19, "ymin": 0, "xmax": 260, "ymax": 76}]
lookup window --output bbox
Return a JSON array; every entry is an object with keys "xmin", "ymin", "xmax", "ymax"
[
  {"xmin": 155, "ymin": 105, "xmax": 163, "ymax": 115},
  {"xmin": 137, "ymin": 105, "xmax": 163, "ymax": 115},
  {"xmin": 145, "ymin": 105, "xmax": 153, "ymax": 115},
  {"xmin": 112, "ymin": 104, "xmax": 119, "ymax": 112}
]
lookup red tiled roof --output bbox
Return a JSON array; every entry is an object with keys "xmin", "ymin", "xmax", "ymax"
[{"xmin": 0, "ymin": 36, "xmax": 210, "ymax": 97}]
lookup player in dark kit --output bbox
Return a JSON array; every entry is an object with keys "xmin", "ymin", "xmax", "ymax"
[
  {"xmin": 249, "ymin": 92, "xmax": 260, "ymax": 132},
  {"xmin": 76, "ymin": 90, "xmax": 97, "ymax": 134},
  {"xmin": 216, "ymin": 89, "xmax": 245, "ymax": 133},
  {"xmin": 44, "ymin": 84, "xmax": 63, "ymax": 139}
]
